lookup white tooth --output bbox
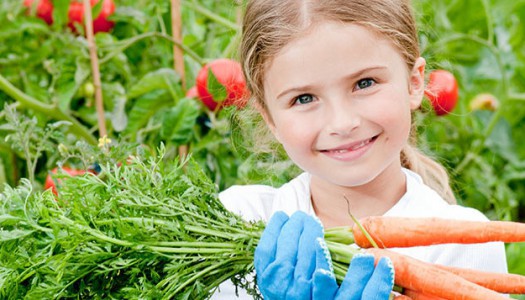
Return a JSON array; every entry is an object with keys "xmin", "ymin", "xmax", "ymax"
[{"xmin": 331, "ymin": 138, "xmax": 371, "ymax": 153}]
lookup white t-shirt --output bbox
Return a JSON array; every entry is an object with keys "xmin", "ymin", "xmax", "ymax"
[{"xmin": 210, "ymin": 169, "xmax": 508, "ymax": 299}]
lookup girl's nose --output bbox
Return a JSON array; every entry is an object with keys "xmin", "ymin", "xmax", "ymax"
[{"xmin": 325, "ymin": 100, "xmax": 360, "ymax": 137}]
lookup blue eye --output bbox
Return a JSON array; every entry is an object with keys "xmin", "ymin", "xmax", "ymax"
[
  {"xmin": 356, "ymin": 78, "xmax": 376, "ymax": 90},
  {"xmin": 293, "ymin": 94, "xmax": 314, "ymax": 105}
]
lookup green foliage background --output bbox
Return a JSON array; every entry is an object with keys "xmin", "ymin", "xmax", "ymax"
[{"xmin": 0, "ymin": 0, "xmax": 524, "ymax": 298}]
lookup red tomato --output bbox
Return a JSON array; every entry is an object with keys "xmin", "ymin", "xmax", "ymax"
[
  {"xmin": 68, "ymin": 0, "xmax": 116, "ymax": 34},
  {"xmin": 23, "ymin": 0, "xmax": 115, "ymax": 34},
  {"xmin": 185, "ymin": 86, "xmax": 199, "ymax": 99},
  {"xmin": 196, "ymin": 58, "xmax": 249, "ymax": 111},
  {"xmin": 23, "ymin": 0, "xmax": 53, "ymax": 25},
  {"xmin": 44, "ymin": 167, "xmax": 87, "ymax": 195},
  {"xmin": 424, "ymin": 70, "xmax": 459, "ymax": 116}
]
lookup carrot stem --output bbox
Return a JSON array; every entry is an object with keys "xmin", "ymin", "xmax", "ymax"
[{"xmin": 344, "ymin": 195, "xmax": 379, "ymax": 248}]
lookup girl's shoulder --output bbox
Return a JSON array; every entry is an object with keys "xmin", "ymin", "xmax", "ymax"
[{"xmin": 219, "ymin": 172, "xmax": 312, "ymax": 222}]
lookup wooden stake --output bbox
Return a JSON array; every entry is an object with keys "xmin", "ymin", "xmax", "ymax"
[
  {"xmin": 84, "ymin": 0, "xmax": 107, "ymax": 138},
  {"xmin": 171, "ymin": 0, "xmax": 188, "ymax": 158},
  {"xmin": 171, "ymin": 0, "xmax": 186, "ymax": 90}
]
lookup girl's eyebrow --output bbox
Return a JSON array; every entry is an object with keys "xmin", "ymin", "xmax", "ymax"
[{"xmin": 275, "ymin": 65, "xmax": 388, "ymax": 100}]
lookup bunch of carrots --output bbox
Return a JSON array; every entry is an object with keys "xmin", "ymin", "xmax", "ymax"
[
  {"xmin": 325, "ymin": 216, "xmax": 525, "ymax": 299},
  {"xmin": 1, "ymin": 146, "xmax": 524, "ymax": 299}
]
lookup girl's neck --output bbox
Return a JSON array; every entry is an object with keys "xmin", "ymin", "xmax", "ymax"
[{"xmin": 310, "ymin": 165, "xmax": 407, "ymax": 228}]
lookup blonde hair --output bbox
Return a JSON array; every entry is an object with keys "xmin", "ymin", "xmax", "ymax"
[{"xmin": 239, "ymin": 0, "xmax": 456, "ymax": 204}]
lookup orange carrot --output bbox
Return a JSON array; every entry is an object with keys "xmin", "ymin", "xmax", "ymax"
[
  {"xmin": 366, "ymin": 248, "xmax": 509, "ymax": 300},
  {"xmin": 403, "ymin": 289, "xmax": 446, "ymax": 300},
  {"xmin": 433, "ymin": 264, "xmax": 525, "ymax": 294},
  {"xmin": 353, "ymin": 216, "xmax": 525, "ymax": 248}
]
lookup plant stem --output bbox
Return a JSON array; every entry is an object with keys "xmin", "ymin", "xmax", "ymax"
[
  {"xmin": 0, "ymin": 74, "xmax": 97, "ymax": 145},
  {"xmin": 83, "ymin": 0, "xmax": 107, "ymax": 137},
  {"xmin": 67, "ymin": 216, "xmax": 253, "ymax": 253},
  {"xmin": 183, "ymin": 1, "xmax": 240, "ymax": 32},
  {"xmin": 171, "ymin": 0, "xmax": 189, "ymax": 159},
  {"xmin": 99, "ymin": 32, "xmax": 204, "ymax": 66}
]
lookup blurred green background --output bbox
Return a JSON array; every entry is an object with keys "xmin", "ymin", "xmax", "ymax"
[{"xmin": 0, "ymin": 0, "xmax": 524, "ymax": 298}]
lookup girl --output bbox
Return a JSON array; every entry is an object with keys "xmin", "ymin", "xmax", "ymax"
[{"xmin": 212, "ymin": 0, "xmax": 508, "ymax": 298}]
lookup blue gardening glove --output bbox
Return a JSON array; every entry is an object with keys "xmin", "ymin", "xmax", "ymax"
[
  {"xmin": 255, "ymin": 211, "xmax": 394, "ymax": 300},
  {"xmin": 334, "ymin": 253, "xmax": 395, "ymax": 299}
]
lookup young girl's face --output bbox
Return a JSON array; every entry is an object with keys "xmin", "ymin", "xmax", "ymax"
[{"xmin": 261, "ymin": 21, "xmax": 425, "ymax": 188}]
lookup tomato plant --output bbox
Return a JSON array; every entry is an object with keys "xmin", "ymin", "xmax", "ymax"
[
  {"xmin": 68, "ymin": 0, "xmax": 115, "ymax": 33},
  {"xmin": 44, "ymin": 167, "xmax": 88, "ymax": 195},
  {"xmin": 4, "ymin": 0, "xmax": 525, "ymax": 290},
  {"xmin": 23, "ymin": 0, "xmax": 115, "ymax": 33},
  {"xmin": 23, "ymin": 0, "xmax": 53, "ymax": 25},
  {"xmin": 196, "ymin": 58, "xmax": 249, "ymax": 111},
  {"xmin": 424, "ymin": 70, "xmax": 459, "ymax": 116}
]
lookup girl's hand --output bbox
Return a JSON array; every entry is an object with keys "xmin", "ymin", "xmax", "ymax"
[{"xmin": 254, "ymin": 211, "xmax": 394, "ymax": 299}]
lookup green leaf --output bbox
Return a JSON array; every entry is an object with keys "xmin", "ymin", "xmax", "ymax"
[
  {"xmin": 127, "ymin": 68, "xmax": 181, "ymax": 100},
  {"xmin": 0, "ymin": 229, "xmax": 35, "ymax": 242},
  {"xmin": 125, "ymin": 91, "xmax": 172, "ymax": 136},
  {"xmin": 160, "ymin": 98, "xmax": 199, "ymax": 144},
  {"xmin": 206, "ymin": 68, "xmax": 227, "ymax": 103},
  {"xmin": 0, "ymin": 158, "xmax": 6, "ymax": 189},
  {"xmin": 485, "ymin": 117, "xmax": 517, "ymax": 163},
  {"xmin": 92, "ymin": 0, "xmax": 103, "ymax": 19},
  {"xmin": 102, "ymin": 83, "xmax": 128, "ymax": 132},
  {"xmin": 52, "ymin": 0, "xmax": 71, "ymax": 29},
  {"xmin": 74, "ymin": 57, "xmax": 91, "ymax": 87}
]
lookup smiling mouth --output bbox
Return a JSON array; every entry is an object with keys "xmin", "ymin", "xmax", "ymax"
[{"xmin": 321, "ymin": 135, "xmax": 379, "ymax": 153}]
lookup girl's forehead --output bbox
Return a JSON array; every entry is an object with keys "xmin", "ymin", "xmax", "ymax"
[{"xmin": 265, "ymin": 21, "xmax": 399, "ymax": 71}]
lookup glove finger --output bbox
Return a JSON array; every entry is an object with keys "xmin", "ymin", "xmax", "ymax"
[
  {"xmin": 288, "ymin": 216, "xmax": 324, "ymax": 299},
  {"xmin": 361, "ymin": 256, "xmax": 395, "ymax": 300},
  {"xmin": 254, "ymin": 211, "xmax": 289, "ymax": 273},
  {"xmin": 312, "ymin": 238, "xmax": 338, "ymax": 299},
  {"xmin": 258, "ymin": 260, "xmax": 295, "ymax": 299},
  {"xmin": 314, "ymin": 237, "xmax": 334, "ymax": 273},
  {"xmin": 258, "ymin": 211, "xmax": 309, "ymax": 299},
  {"xmin": 274, "ymin": 211, "xmax": 308, "ymax": 264},
  {"xmin": 335, "ymin": 253, "xmax": 375, "ymax": 300},
  {"xmin": 294, "ymin": 215, "xmax": 324, "ymax": 279}
]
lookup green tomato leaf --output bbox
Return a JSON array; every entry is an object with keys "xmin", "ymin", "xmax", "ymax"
[
  {"xmin": 127, "ymin": 68, "xmax": 182, "ymax": 100},
  {"xmin": 56, "ymin": 80, "xmax": 77, "ymax": 112},
  {"xmin": 0, "ymin": 158, "xmax": 6, "ymax": 189},
  {"xmin": 125, "ymin": 91, "xmax": 172, "ymax": 137},
  {"xmin": 102, "ymin": 83, "xmax": 128, "ymax": 132},
  {"xmin": 485, "ymin": 117, "xmax": 517, "ymax": 163},
  {"xmin": 74, "ymin": 57, "xmax": 91, "ymax": 86},
  {"xmin": 207, "ymin": 68, "xmax": 227, "ymax": 103},
  {"xmin": 92, "ymin": 0, "xmax": 103, "ymax": 19},
  {"xmin": 52, "ymin": 0, "xmax": 71, "ymax": 29},
  {"xmin": 160, "ymin": 98, "xmax": 199, "ymax": 144}
]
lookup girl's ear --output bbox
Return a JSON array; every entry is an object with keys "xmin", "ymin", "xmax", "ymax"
[{"xmin": 408, "ymin": 57, "xmax": 426, "ymax": 110}]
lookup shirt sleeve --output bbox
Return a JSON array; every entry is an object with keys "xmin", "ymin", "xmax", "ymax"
[{"xmin": 219, "ymin": 184, "xmax": 277, "ymax": 222}]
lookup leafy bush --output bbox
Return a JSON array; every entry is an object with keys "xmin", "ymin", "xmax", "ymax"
[{"xmin": 0, "ymin": 0, "xmax": 523, "ymax": 297}]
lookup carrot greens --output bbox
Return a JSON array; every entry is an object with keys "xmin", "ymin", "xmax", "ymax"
[{"xmin": 0, "ymin": 145, "xmax": 263, "ymax": 299}]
